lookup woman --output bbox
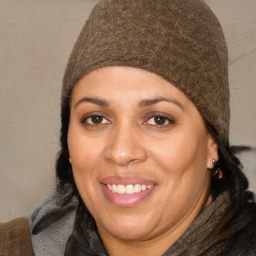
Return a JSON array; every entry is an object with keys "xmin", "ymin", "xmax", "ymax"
[{"xmin": 1, "ymin": 0, "xmax": 255, "ymax": 255}]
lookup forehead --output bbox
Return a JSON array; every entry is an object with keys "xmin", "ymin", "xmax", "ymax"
[{"xmin": 71, "ymin": 66, "xmax": 192, "ymax": 107}]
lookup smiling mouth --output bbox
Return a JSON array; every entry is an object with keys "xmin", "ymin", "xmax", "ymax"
[
  {"xmin": 101, "ymin": 179, "xmax": 156, "ymax": 207},
  {"xmin": 106, "ymin": 184, "xmax": 153, "ymax": 195}
]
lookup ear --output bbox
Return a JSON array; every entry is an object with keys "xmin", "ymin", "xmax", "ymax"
[{"xmin": 206, "ymin": 134, "xmax": 219, "ymax": 169}]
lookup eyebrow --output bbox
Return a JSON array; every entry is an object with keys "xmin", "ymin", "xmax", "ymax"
[
  {"xmin": 138, "ymin": 97, "xmax": 184, "ymax": 110},
  {"xmin": 74, "ymin": 97, "xmax": 109, "ymax": 108},
  {"xmin": 74, "ymin": 96, "xmax": 184, "ymax": 110}
]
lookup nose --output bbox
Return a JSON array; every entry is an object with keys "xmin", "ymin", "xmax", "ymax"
[{"xmin": 104, "ymin": 123, "xmax": 147, "ymax": 166}]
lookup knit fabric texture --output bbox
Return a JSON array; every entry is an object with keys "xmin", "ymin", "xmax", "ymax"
[
  {"xmin": 62, "ymin": 0, "xmax": 230, "ymax": 144},
  {"xmin": 29, "ymin": 191, "xmax": 78, "ymax": 256}
]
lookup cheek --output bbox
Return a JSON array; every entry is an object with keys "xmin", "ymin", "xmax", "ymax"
[
  {"xmin": 151, "ymin": 134, "xmax": 208, "ymax": 171},
  {"xmin": 67, "ymin": 126, "xmax": 106, "ymax": 202},
  {"xmin": 148, "ymin": 130, "xmax": 210, "ymax": 193},
  {"xmin": 68, "ymin": 126, "xmax": 103, "ymax": 172},
  {"xmin": 68, "ymin": 130, "xmax": 105, "ymax": 211}
]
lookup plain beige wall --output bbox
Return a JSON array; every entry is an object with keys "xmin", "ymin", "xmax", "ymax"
[{"xmin": 0, "ymin": 0, "xmax": 255, "ymax": 222}]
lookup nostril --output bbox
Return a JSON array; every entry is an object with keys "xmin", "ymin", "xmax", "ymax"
[
  {"xmin": 103, "ymin": 126, "xmax": 147, "ymax": 166},
  {"xmin": 104, "ymin": 146, "xmax": 147, "ymax": 166},
  {"xmin": 105, "ymin": 155, "xmax": 140, "ymax": 166}
]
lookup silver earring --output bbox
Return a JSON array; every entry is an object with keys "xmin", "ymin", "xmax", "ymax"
[{"xmin": 69, "ymin": 158, "xmax": 72, "ymax": 164}]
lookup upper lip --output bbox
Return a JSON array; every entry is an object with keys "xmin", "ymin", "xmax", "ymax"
[{"xmin": 100, "ymin": 176, "xmax": 157, "ymax": 185}]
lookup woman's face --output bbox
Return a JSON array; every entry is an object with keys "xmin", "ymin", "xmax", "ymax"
[{"xmin": 68, "ymin": 66, "xmax": 218, "ymax": 244}]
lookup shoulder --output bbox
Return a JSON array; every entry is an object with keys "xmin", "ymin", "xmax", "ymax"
[
  {"xmin": 30, "ymin": 207, "xmax": 76, "ymax": 256},
  {"xmin": 201, "ymin": 195, "xmax": 256, "ymax": 256},
  {"xmin": 0, "ymin": 217, "xmax": 34, "ymax": 256},
  {"xmin": 212, "ymin": 200, "xmax": 256, "ymax": 256},
  {"xmin": 227, "ymin": 202, "xmax": 256, "ymax": 255},
  {"xmin": 29, "ymin": 191, "xmax": 77, "ymax": 256}
]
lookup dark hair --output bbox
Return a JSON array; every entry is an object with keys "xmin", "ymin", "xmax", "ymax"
[
  {"xmin": 205, "ymin": 123, "xmax": 254, "ymax": 205},
  {"xmin": 213, "ymin": 145, "xmax": 254, "ymax": 204},
  {"xmin": 56, "ymin": 97, "xmax": 77, "ymax": 196},
  {"xmin": 56, "ymin": 97, "xmax": 254, "ymax": 205}
]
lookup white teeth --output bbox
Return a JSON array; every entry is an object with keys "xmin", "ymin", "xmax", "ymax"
[
  {"xmin": 141, "ymin": 185, "xmax": 146, "ymax": 191},
  {"xmin": 112, "ymin": 184, "xmax": 117, "ymax": 193},
  {"xmin": 134, "ymin": 184, "xmax": 142, "ymax": 193},
  {"xmin": 117, "ymin": 184, "xmax": 126, "ymax": 194},
  {"xmin": 106, "ymin": 184, "xmax": 153, "ymax": 194},
  {"xmin": 125, "ymin": 184, "xmax": 134, "ymax": 194}
]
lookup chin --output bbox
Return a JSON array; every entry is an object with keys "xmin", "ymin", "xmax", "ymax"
[{"xmin": 97, "ymin": 214, "xmax": 155, "ymax": 241}]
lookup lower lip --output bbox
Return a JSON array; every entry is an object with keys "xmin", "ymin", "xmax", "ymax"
[{"xmin": 101, "ymin": 184, "xmax": 156, "ymax": 207}]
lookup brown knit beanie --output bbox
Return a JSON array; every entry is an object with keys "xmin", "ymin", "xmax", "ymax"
[{"xmin": 62, "ymin": 0, "xmax": 230, "ymax": 145}]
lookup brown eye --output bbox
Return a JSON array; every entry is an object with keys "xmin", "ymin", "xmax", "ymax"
[
  {"xmin": 154, "ymin": 116, "xmax": 167, "ymax": 125},
  {"xmin": 90, "ymin": 115, "xmax": 103, "ymax": 124},
  {"xmin": 145, "ymin": 114, "xmax": 175, "ymax": 127},
  {"xmin": 83, "ymin": 115, "xmax": 111, "ymax": 126}
]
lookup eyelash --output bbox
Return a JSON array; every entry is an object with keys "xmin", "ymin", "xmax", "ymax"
[
  {"xmin": 81, "ymin": 112, "xmax": 111, "ymax": 127},
  {"xmin": 143, "ymin": 112, "xmax": 175, "ymax": 127},
  {"xmin": 80, "ymin": 112, "xmax": 175, "ymax": 128}
]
